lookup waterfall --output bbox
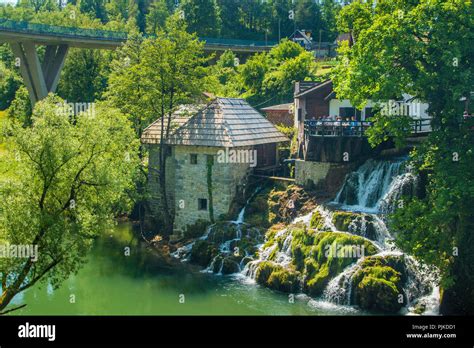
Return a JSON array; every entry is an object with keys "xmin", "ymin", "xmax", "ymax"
[
  {"xmin": 240, "ymin": 157, "xmax": 438, "ymax": 315},
  {"xmin": 333, "ymin": 158, "xmax": 407, "ymax": 212},
  {"xmin": 172, "ymin": 188, "xmax": 260, "ymax": 271}
]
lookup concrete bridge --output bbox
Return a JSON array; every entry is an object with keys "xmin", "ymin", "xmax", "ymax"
[{"xmin": 0, "ymin": 19, "xmax": 276, "ymax": 104}]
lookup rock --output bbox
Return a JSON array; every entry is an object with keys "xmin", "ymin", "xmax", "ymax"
[
  {"xmin": 190, "ymin": 240, "xmax": 218, "ymax": 267},
  {"xmin": 351, "ymin": 255, "xmax": 405, "ymax": 313},
  {"xmin": 332, "ymin": 211, "xmax": 358, "ymax": 231},
  {"xmin": 255, "ymin": 261, "xmax": 299, "ymax": 293},
  {"xmin": 288, "ymin": 230, "xmax": 378, "ymax": 297},
  {"xmin": 183, "ymin": 219, "xmax": 211, "ymax": 239},
  {"xmin": 354, "ymin": 274, "xmax": 403, "ymax": 313},
  {"xmin": 221, "ymin": 257, "xmax": 241, "ymax": 274},
  {"xmin": 207, "ymin": 222, "xmax": 239, "ymax": 243},
  {"xmin": 309, "ymin": 210, "xmax": 326, "ymax": 230}
]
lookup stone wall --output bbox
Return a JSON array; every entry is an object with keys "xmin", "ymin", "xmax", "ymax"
[
  {"xmin": 295, "ymin": 159, "xmax": 356, "ymax": 196},
  {"xmin": 148, "ymin": 144, "xmax": 252, "ymax": 236}
]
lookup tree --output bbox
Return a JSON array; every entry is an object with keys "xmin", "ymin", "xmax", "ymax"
[
  {"xmin": 236, "ymin": 40, "xmax": 317, "ymax": 107},
  {"xmin": 180, "ymin": 0, "xmax": 221, "ymax": 37},
  {"xmin": 295, "ymin": 0, "xmax": 323, "ymax": 39},
  {"xmin": 79, "ymin": 0, "xmax": 108, "ymax": 23},
  {"xmin": 7, "ymin": 86, "xmax": 32, "ymax": 127},
  {"xmin": 0, "ymin": 96, "xmax": 138, "ymax": 313},
  {"xmin": 332, "ymin": 0, "xmax": 474, "ymax": 314},
  {"xmin": 57, "ymin": 49, "xmax": 108, "ymax": 103},
  {"xmin": 145, "ymin": 0, "xmax": 169, "ymax": 34},
  {"xmin": 0, "ymin": 61, "xmax": 22, "ymax": 111},
  {"xmin": 320, "ymin": 0, "xmax": 341, "ymax": 41},
  {"xmin": 106, "ymin": 14, "xmax": 207, "ymax": 233}
]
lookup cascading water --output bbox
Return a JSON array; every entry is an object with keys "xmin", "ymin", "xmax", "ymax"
[
  {"xmin": 241, "ymin": 157, "xmax": 438, "ymax": 314},
  {"xmin": 172, "ymin": 157, "xmax": 438, "ymax": 314}
]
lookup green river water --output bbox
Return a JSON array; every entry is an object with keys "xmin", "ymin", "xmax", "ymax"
[{"xmin": 11, "ymin": 223, "xmax": 359, "ymax": 316}]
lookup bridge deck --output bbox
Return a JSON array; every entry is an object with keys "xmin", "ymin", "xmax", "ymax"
[{"xmin": 0, "ymin": 18, "xmax": 276, "ymax": 51}]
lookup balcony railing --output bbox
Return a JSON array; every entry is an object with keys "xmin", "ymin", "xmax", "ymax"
[
  {"xmin": 304, "ymin": 118, "xmax": 432, "ymax": 138},
  {"xmin": 304, "ymin": 120, "xmax": 373, "ymax": 137}
]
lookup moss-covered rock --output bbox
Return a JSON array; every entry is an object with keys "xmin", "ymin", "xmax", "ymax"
[
  {"xmin": 332, "ymin": 211, "xmax": 358, "ymax": 231},
  {"xmin": 309, "ymin": 210, "xmax": 326, "ymax": 230},
  {"xmin": 354, "ymin": 274, "xmax": 403, "ymax": 313},
  {"xmin": 255, "ymin": 261, "xmax": 299, "ymax": 293},
  {"xmin": 190, "ymin": 240, "xmax": 218, "ymax": 267},
  {"xmin": 288, "ymin": 230, "xmax": 378, "ymax": 297},
  {"xmin": 351, "ymin": 255, "xmax": 406, "ymax": 313},
  {"xmin": 331, "ymin": 211, "xmax": 380, "ymax": 241},
  {"xmin": 245, "ymin": 184, "xmax": 317, "ymax": 229}
]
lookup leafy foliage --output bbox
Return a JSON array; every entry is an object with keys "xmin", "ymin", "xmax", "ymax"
[
  {"xmin": 332, "ymin": 0, "xmax": 474, "ymax": 314},
  {"xmin": 0, "ymin": 96, "xmax": 139, "ymax": 312}
]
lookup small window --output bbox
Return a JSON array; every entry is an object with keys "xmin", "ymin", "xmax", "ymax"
[
  {"xmin": 198, "ymin": 198, "xmax": 207, "ymax": 211},
  {"xmin": 190, "ymin": 154, "xmax": 198, "ymax": 164}
]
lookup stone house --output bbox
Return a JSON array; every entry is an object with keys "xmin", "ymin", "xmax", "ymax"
[{"xmin": 141, "ymin": 97, "xmax": 289, "ymax": 236}]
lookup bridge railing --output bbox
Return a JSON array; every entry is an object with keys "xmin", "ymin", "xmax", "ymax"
[
  {"xmin": 201, "ymin": 37, "xmax": 277, "ymax": 47},
  {"xmin": 0, "ymin": 18, "xmax": 277, "ymax": 48},
  {"xmin": 0, "ymin": 18, "xmax": 127, "ymax": 41},
  {"xmin": 304, "ymin": 118, "xmax": 432, "ymax": 138}
]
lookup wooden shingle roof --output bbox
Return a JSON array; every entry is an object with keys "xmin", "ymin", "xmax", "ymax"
[{"xmin": 141, "ymin": 98, "xmax": 289, "ymax": 147}]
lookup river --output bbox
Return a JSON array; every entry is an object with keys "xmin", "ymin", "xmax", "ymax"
[{"xmin": 11, "ymin": 223, "xmax": 359, "ymax": 315}]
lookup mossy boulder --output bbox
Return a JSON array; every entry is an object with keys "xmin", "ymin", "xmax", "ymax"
[
  {"xmin": 309, "ymin": 210, "xmax": 327, "ymax": 230},
  {"xmin": 255, "ymin": 261, "xmax": 299, "ymax": 293},
  {"xmin": 331, "ymin": 211, "xmax": 380, "ymax": 241},
  {"xmin": 221, "ymin": 256, "xmax": 241, "ymax": 274},
  {"xmin": 332, "ymin": 211, "xmax": 359, "ymax": 231},
  {"xmin": 190, "ymin": 240, "xmax": 218, "ymax": 267},
  {"xmin": 288, "ymin": 230, "xmax": 378, "ymax": 297},
  {"xmin": 245, "ymin": 184, "xmax": 317, "ymax": 229},
  {"xmin": 351, "ymin": 255, "xmax": 406, "ymax": 313}
]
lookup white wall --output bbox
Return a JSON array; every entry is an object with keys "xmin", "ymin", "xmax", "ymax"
[{"xmin": 329, "ymin": 97, "xmax": 430, "ymax": 121}]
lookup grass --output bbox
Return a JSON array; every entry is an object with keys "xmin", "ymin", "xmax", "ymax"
[{"xmin": 315, "ymin": 59, "xmax": 337, "ymax": 78}]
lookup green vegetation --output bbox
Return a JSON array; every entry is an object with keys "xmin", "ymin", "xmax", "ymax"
[
  {"xmin": 206, "ymin": 154, "xmax": 214, "ymax": 223},
  {"xmin": 258, "ymin": 223, "xmax": 378, "ymax": 297},
  {"xmin": 352, "ymin": 256, "xmax": 406, "ymax": 313},
  {"xmin": 255, "ymin": 261, "xmax": 299, "ymax": 293},
  {"xmin": 107, "ymin": 15, "xmax": 207, "ymax": 233},
  {"xmin": 333, "ymin": 0, "xmax": 474, "ymax": 314},
  {"xmin": 245, "ymin": 184, "xmax": 316, "ymax": 229},
  {"xmin": 0, "ymin": 96, "xmax": 139, "ymax": 313}
]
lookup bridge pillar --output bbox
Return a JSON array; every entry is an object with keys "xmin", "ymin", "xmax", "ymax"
[{"xmin": 10, "ymin": 42, "xmax": 68, "ymax": 105}]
